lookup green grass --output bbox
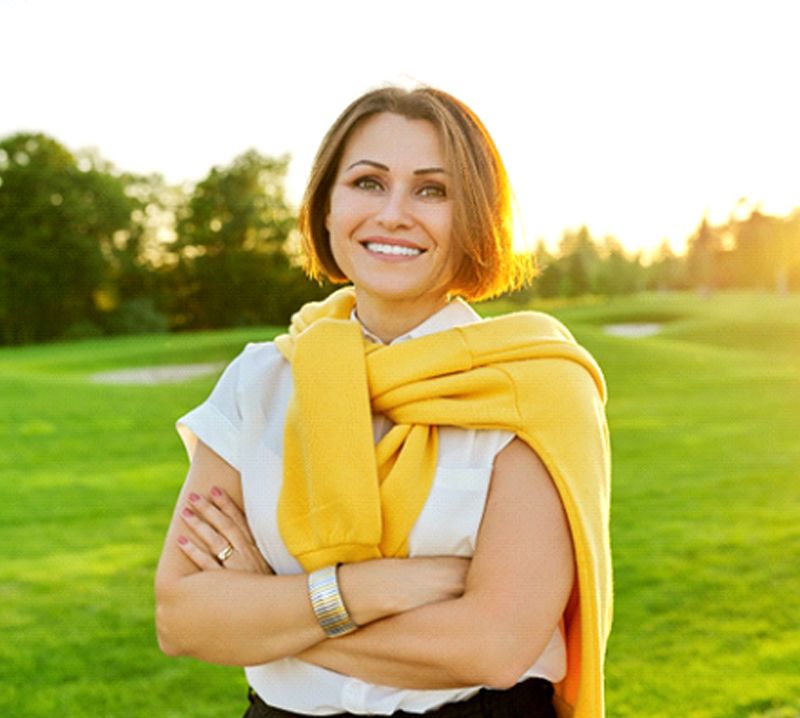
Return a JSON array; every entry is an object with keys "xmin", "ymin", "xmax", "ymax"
[{"xmin": 3, "ymin": 290, "xmax": 799, "ymax": 717}]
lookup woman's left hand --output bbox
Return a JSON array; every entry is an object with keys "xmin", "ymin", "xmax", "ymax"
[{"xmin": 177, "ymin": 486, "xmax": 273, "ymax": 575}]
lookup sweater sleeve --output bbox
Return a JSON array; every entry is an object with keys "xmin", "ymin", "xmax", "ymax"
[{"xmin": 176, "ymin": 347, "xmax": 249, "ymax": 471}]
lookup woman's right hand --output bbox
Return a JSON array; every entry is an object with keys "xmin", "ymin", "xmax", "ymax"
[
  {"xmin": 338, "ymin": 556, "xmax": 469, "ymax": 626},
  {"xmin": 177, "ymin": 486, "xmax": 273, "ymax": 576}
]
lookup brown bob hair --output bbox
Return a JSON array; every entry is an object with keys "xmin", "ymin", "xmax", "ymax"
[{"xmin": 298, "ymin": 86, "xmax": 534, "ymax": 301}]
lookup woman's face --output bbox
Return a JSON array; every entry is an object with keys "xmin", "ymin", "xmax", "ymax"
[{"xmin": 326, "ymin": 112, "xmax": 457, "ymax": 311}]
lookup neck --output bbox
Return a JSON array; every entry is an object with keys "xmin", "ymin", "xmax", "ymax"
[{"xmin": 353, "ymin": 289, "xmax": 449, "ymax": 344}]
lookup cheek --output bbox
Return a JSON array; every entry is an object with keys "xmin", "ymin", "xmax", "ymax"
[
  {"xmin": 430, "ymin": 208, "xmax": 454, "ymax": 252},
  {"xmin": 327, "ymin": 192, "xmax": 362, "ymax": 237},
  {"xmin": 325, "ymin": 190, "xmax": 339, "ymax": 234},
  {"xmin": 327, "ymin": 222, "xmax": 353, "ymax": 275},
  {"xmin": 437, "ymin": 212, "xmax": 460, "ymax": 275}
]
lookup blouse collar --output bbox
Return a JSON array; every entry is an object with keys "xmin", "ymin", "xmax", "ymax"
[{"xmin": 351, "ymin": 298, "xmax": 481, "ymax": 346}]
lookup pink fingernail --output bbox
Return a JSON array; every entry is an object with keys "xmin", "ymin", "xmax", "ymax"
[
  {"xmin": 211, "ymin": 486, "xmax": 222, "ymax": 498},
  {"xmin": 188, "ymin": 492, "xmax": 200, "ymax": 502},
  {"xmin": 182, "ymin": 507, "xmax": 194, "ymax": 518},
  {"xmin": 178, "ymin": 536, "xmax": 188, "ymax": 545}
]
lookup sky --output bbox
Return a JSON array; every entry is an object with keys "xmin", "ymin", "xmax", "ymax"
[{"xmin": 3, "ymin": 0, "xmax": 799, "ymax": 256}]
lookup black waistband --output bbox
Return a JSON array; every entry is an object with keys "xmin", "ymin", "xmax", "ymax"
[{"xmin": 245, "ymin": 678, "xmax": 555, "ymax": 718}]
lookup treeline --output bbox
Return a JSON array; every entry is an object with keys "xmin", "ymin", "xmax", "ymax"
[
  {"xmin": 0, "ymin": 133, "xmax": 330, "ymax": 345},
  {"xmin": 512, "ymin": 213, "xmax": 800, "ymax": 303},
  {"xmin": 1, "ymin": 132, "xmax": 798, "ymax": 345}
]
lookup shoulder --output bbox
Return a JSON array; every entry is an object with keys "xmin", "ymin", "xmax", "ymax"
[
  {"xmin": 485, "ymin": 308, "xmax": 577, "ymax": 343},
  {"xmin": 204, "ymin": 340, "xmax": 291, "ymax": 412},
  {"xmin": 475, "ymin": 309, "xmax": 606, "ymax": 404},
  {"xmin": 230, "ymin": 340, "xmax": 289, "ymax": 385},
  {"xmin": 238, "ymin": 340, "xmax": 285, "ymax": 371}
]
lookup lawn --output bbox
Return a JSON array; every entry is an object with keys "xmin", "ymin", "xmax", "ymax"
[{"xmin": 2, "ymin": 291, "xmax": 799, "ymax": 717}]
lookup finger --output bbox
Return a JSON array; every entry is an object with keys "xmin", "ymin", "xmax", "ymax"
[
  {"xmin": 209, "ymin": 486, "xmax": 250, "ymax": 536},
  {"xmin": 187, "ymin": 493, "xmax": 246, "ymax": 548},
  {"xmin": 180, "ymin": 506, "xmax": 234, "ymax": 558},
  {"xmin": 177, "ymin": 535, "xmax": 222, "ymax": 571}
]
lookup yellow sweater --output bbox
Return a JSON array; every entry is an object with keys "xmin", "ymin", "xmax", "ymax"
[{"xmin": 274, "ymin": 288, "xmax": 612, "ymax": 718}]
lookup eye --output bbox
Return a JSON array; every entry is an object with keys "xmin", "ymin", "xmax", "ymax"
[
  {"xmin": 353, "ymin": 176, "xmax": 383, "ymax": 191},
  {"xmin": 418, "ymin": 183, "xmax": 447, "ymax": 199}
]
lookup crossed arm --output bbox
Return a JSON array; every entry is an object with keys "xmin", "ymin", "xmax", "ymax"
[{"xmin": 154, "ymin": 437, "xmax": 574, "ymax": 690}]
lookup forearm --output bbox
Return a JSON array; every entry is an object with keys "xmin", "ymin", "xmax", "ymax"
[
  {"xmin": 298, "ymin": 590, "xmax": 542, "ymax": 691},
  {"xmin": 155, "ymin": 556, "xmax": 465, "ymax": 666},
  {"xmin": 156, "ymin": 569, "xmax": 325, "ymax": 665}
]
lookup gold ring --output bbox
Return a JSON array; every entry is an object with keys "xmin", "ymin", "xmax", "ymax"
[{"xmin": 217, "ymin": 544, "xmax": 234, "ymax": 564}]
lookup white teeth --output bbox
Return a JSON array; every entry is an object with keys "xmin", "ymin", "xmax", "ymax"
[{"xmin": 365, "ymin": 242, "xmax": 423, "ymax": 257}]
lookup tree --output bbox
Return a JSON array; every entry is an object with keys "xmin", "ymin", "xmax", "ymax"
[
  {"xmin": 558, "ymin": 226, "xmax": 599, "ymax": 296},
  {"xmin": 686, "ymin": 216, "xmax": 722, "ymax": 295},
  {"xmin": 97, "ymin": 172, "xmax": 185, "ymax": 334},
  {"xmin": 681, "ymin": 203, "xmax": 800, "ymax": 294},
  {"xmin": 0, "ymin": 133, "xmax": 137, "ymax": 344},
  {"xmin": 780, "ymin": 211, "xmax": 800, "ymax": 293},
  {"xmin": 595, "ymin": 237, "xmax": 644, "ymax": 295},
  {"xmin": 646, "ymin": 239, "xmax": 688, "ymax": 291},
  {"xmin": 728, "ymin": 208, "xmax": 788, "ymax": 291},
  {"xmin": 531, "ymin": 241, "xmax": 563, "ymax": 298},
  {"xmin": 169, "ymin": 150, "xmax": 325, "ymax": 329}
]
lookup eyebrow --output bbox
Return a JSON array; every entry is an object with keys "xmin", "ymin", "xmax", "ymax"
[{"xmin": 345, "ymin": 159, "xmax": 449, "ymax": 175}]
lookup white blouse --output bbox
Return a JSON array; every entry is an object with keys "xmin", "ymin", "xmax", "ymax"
[{"xmin": 176, "ymin": 298, "xmax": 566, "ymax": 715}]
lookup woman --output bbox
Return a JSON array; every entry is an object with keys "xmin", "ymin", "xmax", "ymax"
[{"xmin": 155, "ymin": 86, "xmax": 612, "ymax": 718}]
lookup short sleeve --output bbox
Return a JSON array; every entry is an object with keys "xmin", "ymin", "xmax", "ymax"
[{"xmin": 176, "ymin": 349, "xmax": 247, "ymax": 470}]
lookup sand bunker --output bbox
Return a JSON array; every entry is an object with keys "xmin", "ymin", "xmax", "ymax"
[
  {"xmin": 89, "ymin": 362, "xmax": 226, "ymax": 385},
  {"xmin": 603, "ymin": 323, "xmax": 663, "ymax": 338}
]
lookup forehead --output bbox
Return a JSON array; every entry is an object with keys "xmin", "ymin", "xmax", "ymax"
[{"xmin": 340, "ymin": 112, "xmax": 445, "ymax": 169}]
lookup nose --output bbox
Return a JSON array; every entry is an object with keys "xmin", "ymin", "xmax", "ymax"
[{"xmin": 375, "ymin": 186, "xmax": 412, "ymax": 230}]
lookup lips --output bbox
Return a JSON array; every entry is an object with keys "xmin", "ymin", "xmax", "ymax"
[{"xmin": 359, "ymin": 237, "xmax": 426, "ymax": 258}]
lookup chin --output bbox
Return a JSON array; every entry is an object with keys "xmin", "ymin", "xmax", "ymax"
[
  {"xmin": 347, "ymin": 266, "xmax": 455, "ymax": 307},
  {"xmin": 364, "ymin": 288, "xmax": 428, "ymax": 304},
  {"xmin": 356, "ymin": 278, "xmax": 436, "ymax": 301}
]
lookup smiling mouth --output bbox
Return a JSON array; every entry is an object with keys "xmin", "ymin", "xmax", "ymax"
[{"xmin": 362, "ymin": 241, "xmax": 425, "ymax": 257}]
